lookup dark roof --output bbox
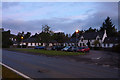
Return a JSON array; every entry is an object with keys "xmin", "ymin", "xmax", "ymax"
[
  {"xmin": 81, "ymin": 31, "xmax": 104, "ymax": 40},
  {"xmin": 23, "ymin": 38, "xmax": 58, "ymax": 43},
  {"xmin": 10, "ymin": 34, "xmax": 16, "ymax": 38},
  {"xmin": 23, "ymin": 38, "xmax": 41, "ymax": 43},
  {"xmin": 66, "ymin": 38, "xmax": 79, "ymax": 43},
  {"xmin": 49, "ymin": 40, "xmax": 57, "ymax": 43},
  {"xmin": 104, "ymin": 37, "xmax": 120, "ymax": 44}
]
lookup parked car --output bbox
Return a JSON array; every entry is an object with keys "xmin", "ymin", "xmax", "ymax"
[
  {"xmin": 77, "ymin": 46, "xmax": 90, "ymax": 52},
  {"xmin": 67, "ymin": 46, "xmax": 78, "ymax": 52},
  {"xmin": 34, "ymin": 46, "xmax": 45, "ymax": 49},
  {"xmin": 61, "ymin": 46, "xmax": 71, "ymax": 51},
  {"xmin": 52, "ymin": 46, "xmax": 64, "ymax": 50}
]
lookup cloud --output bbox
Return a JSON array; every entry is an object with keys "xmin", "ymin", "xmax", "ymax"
[
  {"xmin": 2, "ymin": 2, "xmax": 19, "ymax": 9},
  {"xmin": 2, "ymin": 2, "xmax": 118, "ymax": 35}
]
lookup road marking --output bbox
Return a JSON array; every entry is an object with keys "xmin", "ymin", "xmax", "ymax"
[
  {"xmin": 102, "ymin": 64, "xmax": 110, "ymax": 67},
  {"xmin": 0, "ymin": 62, "xmax": 33, "ymax": 80},
  {"xmin": 91, "ymin": 57, "xmax": 101, "ymax": 59}
]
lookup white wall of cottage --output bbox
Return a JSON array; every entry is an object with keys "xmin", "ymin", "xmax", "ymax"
[
  {"xmin": 49, "ymin": 43, "xmax": 53, "ymax": 46},
  {"xmin": 102, "ymin": 30, "xmax": 107, "ymax": 42},
  {"xmin": 102, "ymin": 43, "xmax": 118, "ymax": 48},
  {"xmin": 32, "ymin": 43, "xmax": 35, "ymax": 46},
  {"xmin": 43, "ymin": 43, "xmax": 46, "ymax": 46},
  {"xmin": 78, "ymin": 40, "xmax": 88, "ymax": 46},
  {"xmin": 23, "ymin": 43, "xmax": 26, "ymax": 45},
  {"xmin": 28, "ymin": 43, "xmax": 31, "ymax": 46}
]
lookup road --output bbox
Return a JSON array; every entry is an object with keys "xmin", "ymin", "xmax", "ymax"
[{"xmin": 2, "ymin": 50, "xmax": 119, "ymax": 78}]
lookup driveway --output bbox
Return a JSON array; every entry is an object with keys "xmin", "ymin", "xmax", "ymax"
[{"xmin": 56, "ymin": 50, "xmax": 120, "ymax": 69}]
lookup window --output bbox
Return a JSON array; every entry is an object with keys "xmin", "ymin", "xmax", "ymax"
[
  {"xmin": 107, "ymin": 43, "xmax": 109, "ymax": 47},
  {"xmin": 80, "ymin": 43, "xmax": 81, "ymax": 46},
  {"xmin": 104, "ymin": 43, "xmax": 106, "ymax": 47},
  {"xmin": 81, "ymin": 38, "xmax": 83, "ymax": 42}
]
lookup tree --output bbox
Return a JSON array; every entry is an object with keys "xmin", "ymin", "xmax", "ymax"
[
  {"xmin": 71, "ymin": 30, "xmax": 83, "ymax": 38},
  {"xmin": 93, "ymin": 40, "xmax": 100, "ymax": 47},
  {"xmin": 100, "ymin": 17, "xmax": 117, "ymax": 37},
  {"xmin": 85, "ymin": 27, "xmax": 97, "ymax": 33},
  {"xmin": 39, "ymin": 32, "xmax": 51, "ymax": 46},
  {"xmin": 24, "ymin": 32, "xmax": 31, "ymax": 39},
  {"xmin": 42, "ymin": 25, "xmax": 51, "ymax": 33},
  {"xmin": 52, "ymin": 32, "xmax": 66, "ymax": 43},
  {"xmin": 2, "ymin": 30, "xmax": 13, "ymax": 48},
  {"xmin": 38, "ymin": 25, "xmax": 53, "ymax": 46},
  {"xmin": 16, "ymin": 31, "xmax": 24, "ymax": 43}
]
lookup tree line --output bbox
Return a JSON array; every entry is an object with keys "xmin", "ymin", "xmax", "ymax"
[{"xmin": 2, "ymin": 16, "xmax": 120, "ymax": 48}]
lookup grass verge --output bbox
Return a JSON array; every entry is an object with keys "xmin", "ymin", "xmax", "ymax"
[
  {"xmin": 7, "ymin": 48, "xmax": 86, "ymax": 56},
  {"xmin": 1, "ymin": 65, "xmax": 25, "ymax": 79}
]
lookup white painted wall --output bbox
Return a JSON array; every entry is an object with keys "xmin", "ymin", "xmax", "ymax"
[
  {"xmin": 49, "ymin": 43, "xmax": 53, "ymax": 46},
  {"xmin": 28, "ymin": 43, "xmax": 31, "ymax": 46},
  {"xmin": 102, "ymin": 43, "xmax": 118, "ymax": 48},
  {"xmin": 32, "ymin": 43, "xmax": 35, "ymax": 46},
  {"xmin": 43, "ymin": 43, "xmax": 46, "ymax": 46},
  {"xmin": 109, "ymin": 44, "xmax": 113, "ymax": 47},
  {"xmin": 102, "ymin": 30, "xmax": 107, "ymax": 42},
  {"xmin": 36, "ymin": 43, "xmax": 38, "ymax": 46},
  {"xmin": 23, "ymin": 43, "xmax": 26, "ymax": 45},
  {"xmin": 39, "ymin": 43, "xmax": 41, "ymax": 45},
  {"xmin": 102, "ymin": 44, "xmax": 104, "ymax": 47}
]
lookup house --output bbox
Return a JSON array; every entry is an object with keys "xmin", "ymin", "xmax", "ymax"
[
  {"xmin": 17, "ymin": 30, "xmax": 119, "ymax": 48},
  {"xmin": 64, "ymin": 38, "xmax": 78, "ymax": 46},
  {"xmin": 102, "ymin": 37, "xmax": 120, "ymax": 48},
  {"xmin": 22, "ymin": 37, "xmax": 41, "ymax": 48},
  {"xmin": 22, "ymin": 37, "xmax": 59, "ymax": 47},
  {"xmin": 78, "ymin": 30, "xmax": 107, "ymax": 47}
]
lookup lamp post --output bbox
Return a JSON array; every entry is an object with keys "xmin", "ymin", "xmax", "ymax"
[
  {"xmin": 75, "ymin": 30, "xmax": 79, "ymax": 48},
  {"xmin": 21, "ymin": 36, "xmax": 24, "ymax": 48}
]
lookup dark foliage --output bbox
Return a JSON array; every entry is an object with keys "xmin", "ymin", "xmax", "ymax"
[
  {"xmin": 100, "ymin": 17, "xmax": 117, "ymax": 37},
  {"xmin": 2, "ymin": 30, "xmax": 13, "ymax": 48},
  {"xmin": 112, "ymin": 44, "xmax": 120, "ymax": 53}
]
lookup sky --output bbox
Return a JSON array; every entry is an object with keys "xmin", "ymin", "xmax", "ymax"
[{"xmin": 2, "ymin": 2, "xmax": 118, "ymax": 35}]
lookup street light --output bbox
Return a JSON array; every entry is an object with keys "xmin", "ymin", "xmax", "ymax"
[
  {"xmin": 76, "ymin": 30, "xmax": 79, "ymax": 33},
  {"xmin": 75, "ymin": 30, "xmax": 79, "ymax": 48},
  {"xmin": 21, "ymin": 36, "xmax": 24, "ymax": 48}
]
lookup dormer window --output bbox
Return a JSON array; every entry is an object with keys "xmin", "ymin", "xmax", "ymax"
[{"xmin": 97, "ymin": 38, "xmax": 99, "ymax": 41}]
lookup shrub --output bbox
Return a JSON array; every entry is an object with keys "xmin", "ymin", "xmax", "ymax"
[{"xmin": 112, "ymin": 44, "xmax": 120, "ymax": 53}]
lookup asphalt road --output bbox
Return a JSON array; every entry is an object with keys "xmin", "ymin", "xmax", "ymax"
[{"xmin": 2, "ymin": 50, "xmax": 119, "ymax": 78}]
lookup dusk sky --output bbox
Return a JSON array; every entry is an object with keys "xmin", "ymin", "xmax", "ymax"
[{"xmin": 2, "ymin": 2, "xmax": 118, "ymax": 35}]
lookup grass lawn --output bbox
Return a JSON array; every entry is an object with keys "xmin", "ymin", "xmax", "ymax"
[
  {"xmin": 8, "ymin": 48, "xmax": 86, "ymax": 56},
  {"xmin": 1, "ymin": 65, "xmax": 25, "ymax": 79}
]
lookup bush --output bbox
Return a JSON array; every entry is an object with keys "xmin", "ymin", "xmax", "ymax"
[
  {"xmin": 17, "ymin": 45, "xmax": 27, "ymax": 48},
  {"xmin": 112, "ymin": 44, "xmax": 120, "ymax": 53},
  {"xmin": 2, "ymin": 45, "xmax": 10, "ymax": 48},
  {"xmin": 93, "ymin": 47, "xmax": 102, "ymax": 50}
]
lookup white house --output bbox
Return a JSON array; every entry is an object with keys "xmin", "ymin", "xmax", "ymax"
[
  {"xmin": 22, "ymin": 38, "xmax": 41, "ymax": 48},
  {"xmin": 78, "ymin": 30, "xmax": 107, "ymax": 47},
  {"xmin": 22, "ymin": 37, "xmax": 59, "ymax": 47}
]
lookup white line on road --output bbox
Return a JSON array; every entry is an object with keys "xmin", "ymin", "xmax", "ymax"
[{"xmin": 0, "ymin": 62, "xmax": 33, "ymax": 80}]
